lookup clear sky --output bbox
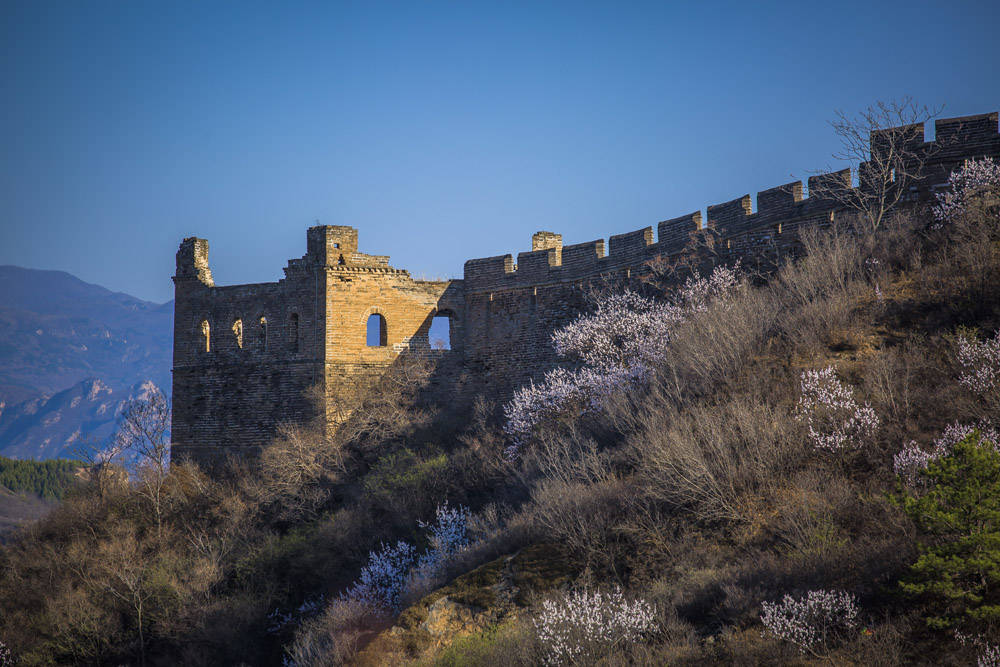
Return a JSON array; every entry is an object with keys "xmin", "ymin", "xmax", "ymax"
[{"xmin": 1, "ymin": 1, "xmax": 998, "ymax": 303}]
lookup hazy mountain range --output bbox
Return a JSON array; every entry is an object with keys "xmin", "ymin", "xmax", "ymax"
[{"xmin": 0, "ymin": 266, "xmax": 172, "ymax": 460}]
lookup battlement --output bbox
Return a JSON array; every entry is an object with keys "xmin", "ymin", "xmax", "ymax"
[
  {"xmin": 175, "ymin": 110, "xmax": 1000, "ymax": 467},
  {"xmin": 463, "ymin": 111, "xmax": 1000, "ymax": 293}
]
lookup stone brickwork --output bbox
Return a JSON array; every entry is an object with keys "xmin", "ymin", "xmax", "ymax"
[
  {"xmin": 172, "ymin": 112, "xmax": 1000, "ymax": 465},
  {"xmin": 171, "ymin": 226, "xmax": 465, "ymax": 464}
]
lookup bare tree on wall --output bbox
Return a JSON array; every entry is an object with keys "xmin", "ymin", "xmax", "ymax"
[{"xmin": 811, "ymin": 98, "xmax": 944, "ymax": 231}]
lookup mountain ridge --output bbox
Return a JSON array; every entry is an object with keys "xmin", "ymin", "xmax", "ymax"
[{"xmin": 0, "ymin": 266, "xmax": 172, "ymax": 459}]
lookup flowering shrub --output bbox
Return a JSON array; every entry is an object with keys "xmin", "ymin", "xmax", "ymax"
[
  {"xmin": 894, "ymin": 421, "xmax": 1000, "ymax": 487},
  {"xmin": 532, "ymin": 586, "xmax": 657, "ymax": 665},
  {"xmin": 760, "ymin": 589, "xmax": 859, "ymax": 655},
  {"xmin": 504, "ymin": 264, "xmax": 741, "ymax": 455},
  {"xmin": 342, "ymin": 540, "xmax": 416, "ymax": 613},
  {"xmin": 957, "ymin": 632, "xmax": 1000, "ymax": 667},
  {"xmin": 957, "ymin": 331, "xmax": 1000, "ymax": 398},
  {"xmin": 339, "ymin": 502, "xmax": 471, "ymax": 614},
  {"xmin": 979, "ymin": 642, "xmax": 1000, "ymax": 667},
  {"xmin": 0, "ymin": 640, "xmax": 10, "ymax": 667},
  {"xmin": 795, "ymin": 366, "xmax": 879, "ymax": 451},
  {"xmin": 408, "ymin": 502, "xmax": 471, "ymax": 589},
  {"xmin": 933, "ymin": 157, "xmax": 1000, "ymax": 224},
  {"xmin": 893, "ymin": 441, "xmax": 938, "ymax": 487}
]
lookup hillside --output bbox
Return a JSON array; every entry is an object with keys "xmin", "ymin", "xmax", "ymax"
[
  {"xmin": 0, "ymin": 159, "xmax": 999, "ymax": 665},
  {"xmin": 0, "ymin": 266, "xmax": 172, "ymax": 459},
  {"xmin": 0, "ymin": 457, "xmax": 79, "ymax": 540}
]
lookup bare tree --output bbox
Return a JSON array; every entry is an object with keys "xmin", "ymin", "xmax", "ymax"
[
  {"xmin": 326, "ymin": 353, "xmax": 433, "ymax": 449},
  {"xmin": 812, "ymin": 98, "xmax": 943, "ymax": 231},
  {"xmin": 113, "ymin": 387, "xmax": 172, "ymax": 540},
  {"xmin": 252, "ymin": 354, "xmax": 434, "ymax": 520}
]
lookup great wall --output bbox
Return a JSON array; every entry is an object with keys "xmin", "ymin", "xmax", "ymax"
[{"xmin": 171, "ymin": 112, "xmax": 1000, "ymax": 465}]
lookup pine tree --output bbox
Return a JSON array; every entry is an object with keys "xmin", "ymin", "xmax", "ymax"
[{"xmin": 900, "ymin": 432, "xmax": 1000, "ymax": 634}]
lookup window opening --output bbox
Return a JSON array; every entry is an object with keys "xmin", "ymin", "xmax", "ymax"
[
  {"xmin": 290, "ymin": 313, "xmax": 299, "ymax": 352},
  {"xmin": 232, "ymin": 318, "xmax": 243, "ymax": 349},
  {"xmin": 366, "ymin": 313, "xmax": 387, "ymax": 347},
  {"xmin": 429, "ymin": 315, "xmax": 451, "ymax": 350}
]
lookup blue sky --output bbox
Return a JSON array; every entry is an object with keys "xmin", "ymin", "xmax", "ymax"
[{"xmin": 1, "ymin": 1, "xmax": 998, "ymax": 303}]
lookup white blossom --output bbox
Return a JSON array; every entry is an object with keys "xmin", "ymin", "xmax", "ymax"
[
  {"xmin": 795, "ymin": 366, "xmax": 879, "ymax": 451},
  {"xmin": 504, "ymin": 264, "xmax": 741, "ymax": 456},
  {"xmin": 957, "ymin": 631, "xmax": 1000, "ymax": 667},
  {"xmin": 760, "ymin": 589, "xmax": 858, "ymax": 654},
  {"xmin": 342, "ymin": 540, "xmax": 416, "ymax": 613},
  {"xmin": 894, "ymin": 421, "xmax": 1000, "ymax": 487},
  {"xmin": 933, "ymin": 157, "xmax": 1000, "ymax": 224},
  {"xmin": 893, "ymin": 441, "xmax": 937, "ymax": 487},
  {"xmin": 533, "ymin": 586, "xmax": 657, "ymax": 665},
  {"xmin": 338, "ymin": 503, "xmax": 472, "ymax": 615},
  {"xmin": 957, "ymin": 331, "xmax": 1000, "ymax": 397},
  {"xmin": 408, "ymin": 502, "xmax": 471, "ymax": 589}
]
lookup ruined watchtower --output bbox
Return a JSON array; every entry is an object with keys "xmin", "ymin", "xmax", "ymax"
[
  {"xmin": 171, "ymin": 225, "xmax": 464, "ymax": 463},
  {"xmin": 173, "ymin": 112, "xmax": 1000, "ymax": 466}
]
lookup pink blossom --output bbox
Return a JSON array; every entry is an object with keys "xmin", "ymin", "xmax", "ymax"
[
  {"xmin": 894, "ymin": 421, "xmax": 1000, "ymax": 487},
  {"xmin": 795, "ymin": 367, "xmax": 879, "ymax": 451},
  {"xmin": 533, "ymin": 586, "xmax": 657, "ymax": 665},
  {"xmin": 760, "ymin": 589, "xmax": 858, "ymax": 654},
  {"xmin": 504, "ymin": 264, "xmax": 742, "ymax": 456},
  {"xmin": 957, "ymin": 331, "xmax": 1000, "ymax": 397},
  {"xmin": 933, "ymin": 158, "xmax": 1000, "ymax": 223}
]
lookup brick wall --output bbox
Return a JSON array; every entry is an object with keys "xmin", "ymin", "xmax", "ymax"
[{"xmin": 173, "ymin": 112, "xmax": 1000, "ymax": 465}]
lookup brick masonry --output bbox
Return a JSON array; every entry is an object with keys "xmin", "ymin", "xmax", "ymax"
[{"xmin": 172, "ymin": 112, "xmax": 1000, "ymax": 465}]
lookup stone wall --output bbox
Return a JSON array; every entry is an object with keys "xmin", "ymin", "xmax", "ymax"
[
  {"xmin": 172, "ymin": 112, "xmax": 1000, "ymax": 465},
  {"xmin": 461, "ymin": 112, "xmax": 1000, "ymax": 394},
  {"xmin": 171, "ymin": 227, "xmax": 466, "ymax": 464}
]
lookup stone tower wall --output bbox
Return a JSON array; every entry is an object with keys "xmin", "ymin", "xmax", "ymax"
[{"xmin": 172, "ymin": 112, "xmax": 1000, "ymax": 464}]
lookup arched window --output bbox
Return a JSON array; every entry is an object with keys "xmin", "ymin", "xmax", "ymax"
[
  {"xmin": 232, "ymin": 318, "xmax": 243, "ymax": 349},
  {"xmin": 289, "ymin": 313, "xmax": 299, "ymax": 352},
  {"xmin": 259, "ymin": 317, "xmax": 267, "ymax": 350},
  {"xmin": 200, "ymin": 320, "xmax": 210, "ymax": 352},
  {"xmin": 366, "ymin": 313, "xmax": 387, "ymax": 347},
  {"xmin": 429, "ymin": 314, "xmax": 451, "ymax": 350}
]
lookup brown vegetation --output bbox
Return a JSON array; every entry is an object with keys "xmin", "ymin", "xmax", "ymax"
[{"xmin": 2, "ymin": 167, "xmax": 1000, "ymax": 666}]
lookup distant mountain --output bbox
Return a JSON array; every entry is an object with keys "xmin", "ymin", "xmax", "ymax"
[
  {"xmin": 0, "ymin": 266, "xmax": 172, "ymax": 459},
  {"xmin": 0, "ymin": 378, "xmax": 165, "ymax": 460}
]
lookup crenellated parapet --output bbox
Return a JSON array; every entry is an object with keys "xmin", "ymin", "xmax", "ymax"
[
  {"xmin": 464, "ymin": 111, "xmax": 1000, "ymax": 294},
  {"xmin": 173, "ymin": 111, "xmax": 1000, "ymax": 466}
]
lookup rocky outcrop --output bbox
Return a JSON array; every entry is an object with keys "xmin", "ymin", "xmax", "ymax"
[{"xmin": 353, "ymin": 543, "xmax": 577, "ymax": 666}]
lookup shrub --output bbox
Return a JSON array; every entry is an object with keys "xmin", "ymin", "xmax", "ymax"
[
  {"xmin": 405, "ymin": 502, "xmax": 472, "ymax": 600},
  {"xmin": 362, "ymin": 448, "xmax": 449, "ymax": 516},
  {"xmin": 894, "ymin": 421, "xmax": 1000, "ymax": 487},
  {"xmin": 336, "ymin": 502, "xmax": 472, "ymax": 615},
  {"xmin": 796, "ymin": 366, "xmax": 879, "ymax": 451},
  {"xmin": 285, "ymin": 595, "xmax": 385, "ymax": 667},
  {"xmin": 957, "ymin": 331, "xmax": 1000, "ymax": 399},
  {"xmin": 532, "ymin": 586, "xmax": 658, "ymax": 666},
  {"xmin": 633, "ymin": 393, "xmax": 801, "ymax": 523},
  {"xmin": 933, "ymin": 157, "xmax": 1000, "ymax": 224},
  {"xmin": 504, "ymin": 265, "xmax": 741, "ymax": 455},
  {"xmin": 900, "ymin": 432, "xmax": 1000, "ymax": 634},
  {"xmin": 893, "ymin": 441, "xmax": 938, "ymax": 487},
  {"xmin": 342, "ymin": 540, "xmax": 417, "ymax": 614},
  {"xmin": 760, "ymin": 589, "xmax": 859, "ymax": 656}
]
